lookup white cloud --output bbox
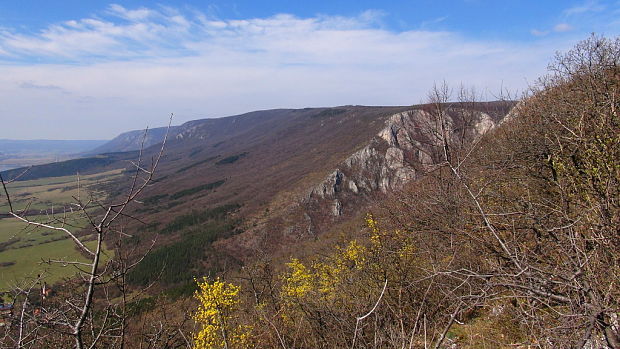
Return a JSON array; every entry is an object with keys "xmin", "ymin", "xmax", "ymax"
[
  {"xmin": 107, "ymin": 4, "xmax": 156, "ymax": 21},
  {"xmin": 18, "ymin": 81, "xmax": 68, "ymax": 93},
  {"xmin": 0, "ymin": 5, "xmax": 592, "ymax": 139},
  {"xmin": 530, "ymin": 29, "xmax": 549, "ymax": 37},
  {"xmin": 563, "ymin": 0, "xmax": 605, "ymax": 16},
  {"xmin": 554, "ymin": 23, "xmax": 573, "ymax": 32},
  {"xmin": 420, "ymin": 16, "xmax": 448, "ymax": 29}
]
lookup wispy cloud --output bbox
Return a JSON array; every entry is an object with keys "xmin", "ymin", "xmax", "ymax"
[
  {"xmin": 18, "ymin": 81, "xmax": 68, "ymax": 93},
  {"xmin": 0, "ymin": 5, "xmax": 202, "ymax": 61},
  {"xmin": 563, "ymin": 0, "xmax": 606, "ymax": 16},
  {"xmin": 0, "ymin": 5, "xmax": 388, "ymax": 63},
  {"xmin": 530, "ymin": 29, "xmax": 549, "ymax": 37},
  {"xmin": 0, "ymin": 4, "xmax": 603, "ymax": 139},
  {"xmin": 553, "ymin": 23, "xmax": 573, "ymax": 32},
  {"xmin": 419, "ymin": 16, "xmax": 448, "ymax": 29},
  {"xmin": 107, "ymin": 4, "xmax": 156, "ymax": 21},
  {"xmin": 530, "ymin": 0, "xmax": 613, "ymax": 38}
]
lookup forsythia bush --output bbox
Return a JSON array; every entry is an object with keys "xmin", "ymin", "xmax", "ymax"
[
  {"xmin": 281, "ymin": 239, "xmax": 368, "ymax": 301},
  {"xmin": 274, "ymin": 214, "xmax": 426, "ymax": 344},
  {"xmin": 193, "ymin": 213, "xmax": 469, "ymax": 347},
  {"xmin": 193, "ymin": 278, "xmax": 251, "ymax": 348},
  {"xmin": 192, "ymin": 213, "xmax": 450, "ymax": 347},
  {"xmin": 282, "ymin": 258, "xmax": 313, "ymax": 298}
]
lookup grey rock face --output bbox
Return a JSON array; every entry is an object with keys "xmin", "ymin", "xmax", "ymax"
[
  {"xmin": 348, "ymin": 180, "xmax": 359, "ymax": 194},
  {"xmin": 385, "ymin": 147, "xmax": 404, "ymax": 170},
  {"xmin": 332, "ymin": 200, "xmax": 342, "ymax": 216},
  {"xmin": 310, "ymin": 170, "xmax": 345, "ymax": 199},
  {"xmin": 306, "ymin": 108, "xmax": 499, "ymax": 216}
]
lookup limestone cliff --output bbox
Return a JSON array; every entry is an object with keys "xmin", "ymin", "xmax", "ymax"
[
  {"xmin": 304, "ymin": 108, "xmax": 499, "ymax": 219},
  {"xmin": 214, "ymin": 104, "xmax": 513, "ymax": 260}
]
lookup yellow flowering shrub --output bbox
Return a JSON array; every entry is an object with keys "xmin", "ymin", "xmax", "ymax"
[
  {"xmin": 314, "ymin": 260, "xmax": 341, "ymax": 296},
  {"xmin": 189, "ymin": 214, "xmax": 420, "ymax": 348},
  {"xmin": 366, "ymin": 213, "xmax": 384, "ymax": 249},
  {"xmin": 340, "ymin": 240, "xmax": 366, "ymax": 268},
  {"xmin": 193, "ymin": 278, "xmax": 251, "ymax": 349},
  {"xmin": 281, "ymin": 239, "xmax": 370, "ymax": 304},
  {"xmin": 365, "ymin": 213, "xmax": 380, "ymax": 234},
  {"xmin": 282, "ymin": 258, "xmax": 314, "ymax": 298}
]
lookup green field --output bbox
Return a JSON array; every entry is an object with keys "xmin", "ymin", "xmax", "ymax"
[
  {"xmin": 0, "ymin": 170, "xmax": 120, "ymax": 290},
  {"xmin": 0, "ymin": 169, "xmax": 122, "ymax": 212}
]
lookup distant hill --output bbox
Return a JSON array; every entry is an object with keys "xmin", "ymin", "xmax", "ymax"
[
  {"xmin": 83, "ymin": 127, "xmax": 178, "ymax": 155},
  {"xmin": 1, "ymin": 103, "xmax": 515, "ymax": 261},
  {"xmin": 0, "ymin": 139, "xmax": 108, "ymax": 171},
  {"xmin": 0, "ymin": 139, "xmax": 107, "ymax": 154},
  {"xmin": 0, "ymin": 151, "xmax": 137, "ymax": 181},
  {"xmin": 3, "ymin": 106, "xmax": 409, "ymax": 180}
]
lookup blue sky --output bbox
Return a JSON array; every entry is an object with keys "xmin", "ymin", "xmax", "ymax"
[{"xmin": 0, "ymin": 0, "xmax": 618, "ymax": 139}]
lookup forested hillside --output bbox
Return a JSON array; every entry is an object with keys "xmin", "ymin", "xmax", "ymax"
[{"xmin": 187, "ymin": 35, "xmax": 620, "ymax": 348}]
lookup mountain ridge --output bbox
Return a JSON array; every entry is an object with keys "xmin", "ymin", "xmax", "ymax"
[{"xmin": 1, "ymin": 103, "xmax": 514, "ymax": 265}]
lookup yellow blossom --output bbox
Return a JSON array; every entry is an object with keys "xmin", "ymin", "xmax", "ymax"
[
  {"xmin": 282, "ymin": 258, "xmax": 314, "ymax": 298},
  {"xmin": 193, "ymin": 277, "xmax": 250, "ymax": 348}
]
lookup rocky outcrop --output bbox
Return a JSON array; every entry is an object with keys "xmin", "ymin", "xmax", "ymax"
[
  {"xmin": 311, "ymin": 170, "xmax": 345, "ymax": 199},
  {"xmin": 305, "ymin": 108, "xmax": 499, "ymax": 217},
  {"xmin": 215, "ymin": 104, "xmax": 514, "ymax": 261}
]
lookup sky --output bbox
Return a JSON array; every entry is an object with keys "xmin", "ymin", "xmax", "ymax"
[{"xmin": 0, "ymin": 1, "xmax": 619, "ymax": 140}]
